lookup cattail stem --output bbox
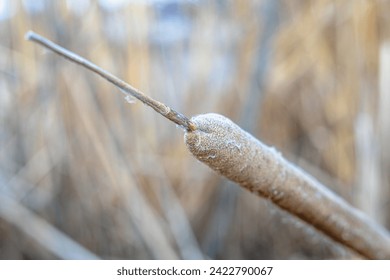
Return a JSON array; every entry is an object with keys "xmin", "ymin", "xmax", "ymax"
[
  {"xmin": 25, "ymin": 31, "xmax": 196, "ymax": 132},
  {"xmin": 185, "ymin": 113, "xmax": 390, "ymax": 259}
]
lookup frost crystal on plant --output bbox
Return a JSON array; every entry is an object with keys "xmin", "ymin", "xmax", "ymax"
[{"xmin": 124, "ymin": 94, "xmax": 136, "ymax": 104}]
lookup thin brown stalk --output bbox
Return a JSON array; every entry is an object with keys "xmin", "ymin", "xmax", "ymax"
[
  {"xmin": 185, "ymin": 113, "xmax": 390, "ymax": 260},
  {"xmin": 25, "ymin": 31, "xmax": 196, "ymax": 132}
]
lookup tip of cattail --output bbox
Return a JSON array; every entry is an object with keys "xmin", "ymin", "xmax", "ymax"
[
  {"xmin": 184, "ymin": 113, "xmax": 262, "ymax": 184},
  {"xmin": 184, "ymin": 113, "xmax": 283, "ymax": 190},
  {"xmin": 185, "ymin": 113, "xmax": 237, "ymax": 156}
]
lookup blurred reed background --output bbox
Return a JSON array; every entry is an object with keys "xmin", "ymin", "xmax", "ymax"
[{"xmin": 1, "ymin": 0, "xmax": 390, "ymax": 259}]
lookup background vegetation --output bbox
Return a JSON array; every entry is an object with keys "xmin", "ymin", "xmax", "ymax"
[{"xmin": 1, "ymin": 0, "xmax": 390, "ymax": 259}]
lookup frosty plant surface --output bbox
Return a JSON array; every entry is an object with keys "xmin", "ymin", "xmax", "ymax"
[
  {"xmin": 26, "ymin": 31, "xmax": 390, "ymax": 260},
  {"xmin": 185, "ymin": 114, "xmax": 390, "ymax": 260}
]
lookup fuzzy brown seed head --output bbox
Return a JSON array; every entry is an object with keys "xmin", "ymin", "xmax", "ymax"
[
  {"xmin": 184, "ymin": 113, "xmax": 390, "ymax": 259},
  {"xmin": 184, "ymin": 113, "xmax": 281, "ymax": 190}
]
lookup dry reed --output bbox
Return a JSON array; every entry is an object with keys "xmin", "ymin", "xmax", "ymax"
[{"xmin": 0, "ymin": 193, "xmax": 99, "ymax": 260}]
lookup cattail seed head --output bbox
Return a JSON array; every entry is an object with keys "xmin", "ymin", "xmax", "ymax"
[{"xmin": 185, "ymin": 113, "xmax": 390, "ymax": 259}]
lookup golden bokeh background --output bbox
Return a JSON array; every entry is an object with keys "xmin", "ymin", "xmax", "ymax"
[{"xmin": 1, "ymin": 0, "xmax": 390, "ymax": 259}]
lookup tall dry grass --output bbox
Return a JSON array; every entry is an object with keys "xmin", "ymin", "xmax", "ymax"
[{"xmin": 1, "ymin": 0, "xmax": 390, "ymax": 259}]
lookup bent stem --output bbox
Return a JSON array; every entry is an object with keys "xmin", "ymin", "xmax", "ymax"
[{"xmin": 25, "ymin": 31, "xmax": 196, "ymax": 132}]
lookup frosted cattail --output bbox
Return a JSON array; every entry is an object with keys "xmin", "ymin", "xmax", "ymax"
[
  {"xmin": 185, "ymin": 113, "xmax": 390, "ymax": 260},
  {"xmin": 27, "ymin": 31, "xmax": 390, "ymax": 259}
]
